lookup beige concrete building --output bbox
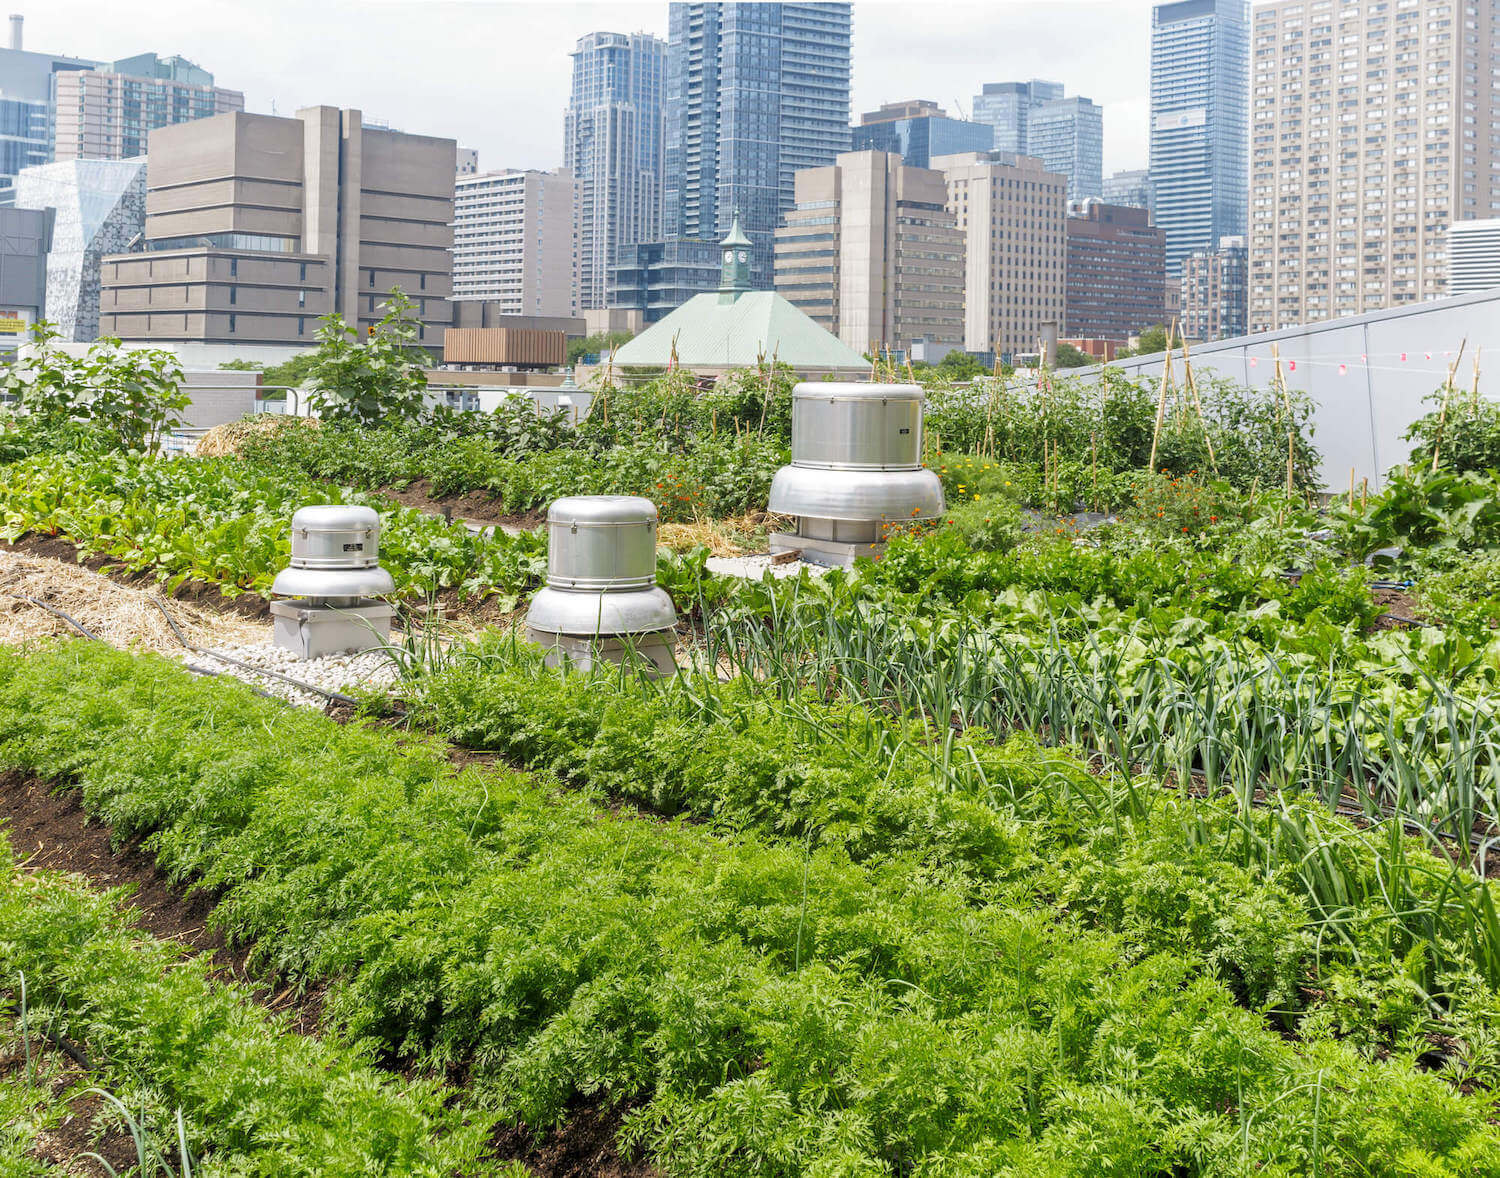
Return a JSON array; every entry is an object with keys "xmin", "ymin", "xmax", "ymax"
[
  {"xmin": 453, "ymin": 168, "xmax": 574, "ymax": 317},
  {"xmin": 99, "ymin": 107, "xmax": 455, "ymax": 347},
  {"xmin": 933, "ymin": 150, "xmax": 1068, "ymax": 358},
  {"xmin": 1250, "ymin": 0, "xmax": 1500, "ymax": 333},
  {"xmin": 53, "ymin": 54, "xmax": 242, "ymax": 162},
  {"xmin": 774, "ymin": 150, "xmax": 964, "ymax": 354}
]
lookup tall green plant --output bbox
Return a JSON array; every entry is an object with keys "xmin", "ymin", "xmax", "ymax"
[{"xmin": 304, "ymin": 291, "xmax": 431, "ymax": 426}]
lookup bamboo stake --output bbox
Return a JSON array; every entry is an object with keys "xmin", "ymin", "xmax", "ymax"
[
  {"xmin": 1472, "ymin": 349, "xmax": 1483, "ymax": 416},
  {"xmin": 1361, "ymin": 478, "xmax": 1368, "ymax": 511},
  {"xmin": 1147, "ymin": 321, "xmax": 1177, "ymax": 474},
  {"xmin": 1180, "ymin": 333, "xmax": 1219, "ymax": 477},
  {"xmin": 1348, "ymin": 467, "xmax": 1355, "ymax": 513},
  {"xmin": 1091, "ymin": 432, "xmax": 1099, "ymax": 514},
  {"xmin": 1287, "ymin": 428, "xmax": 1295, "ymax": 497},
  {"xmin": 1431, "ymin": 356, "xmax": 1459, "ymax": 474}
]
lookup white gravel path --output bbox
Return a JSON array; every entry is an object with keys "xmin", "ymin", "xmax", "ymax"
[
  {"xmin": 179, "ymin": 642, "xmax": 400, "ymax": 708},
  {"xmin": 705, "ymin": 553, "xmax": 830, "ymax": 580}
]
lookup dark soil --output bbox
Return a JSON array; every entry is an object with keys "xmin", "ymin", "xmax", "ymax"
[
  {"xmin": 490, "ymin": 1101, "xmax": 657, "ymax": 1178},
  {"xmin": 378, "ymin": 479, "xmax": 544, "ymax": 533},
  {"xmin": 1370, "ymin": 584, "xmax": 1429, "ymax": 630},
  {"xmin": 2, "ymin": 533, "xmax": 271, "ymax": 621},
  {"xmin": 0, "ymin": 768, "xmax": 324, "ymax": 1034},
  {"xmin": 1, "ymin": 1051, "xmax": 142, "ymax": 1175}
]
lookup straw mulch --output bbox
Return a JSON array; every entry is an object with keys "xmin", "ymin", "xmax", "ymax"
[
  {"xmin": 658, "ymin": 512, "xmax": 790, "ymax": 558},
  {"xmin": 194, "ymin": 415, "xmax": 318, "ymax": 458},
  {"xmin": 0, "ymin": 549, "xmax": 267, "ymax": 653}
]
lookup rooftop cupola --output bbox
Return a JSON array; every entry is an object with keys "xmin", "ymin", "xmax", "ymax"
[{"xmin": 718, "ymin": 210, "xmax": 752, "ymax": 300}]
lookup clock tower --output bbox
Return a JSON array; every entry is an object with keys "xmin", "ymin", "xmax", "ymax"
[{"xmin": 717, "ymin": 210, "xmax": 752, "ymax": 302}]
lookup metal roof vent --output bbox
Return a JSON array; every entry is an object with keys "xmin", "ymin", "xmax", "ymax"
[
  {"xmin": 767, "ymin": 382, "xmax": 945, "ymax": 567},
  {"xmin": 525, "ymin": 495, "xmax": 678, "ymax": 676},
  {"xmin": 270, "ymin": 505, "xmax": 395, "ymax": 659}
]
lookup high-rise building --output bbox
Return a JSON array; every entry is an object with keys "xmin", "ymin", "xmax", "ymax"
[
  {"xmin": 456, "ymin": 148, "xmax": 479, "ymax": 175},
  {"xmin": 14, "ymin": 157, "xmax": 145, "ymax": 341},
  {"xmin": 0, "ymin": 204, "xmax": 50, "ymax": 354},
  {"xmin": 774, "ymin": 150, "xmax": 964, "ymax": 354},
  {"xmin": 971, "ymin": 80, "xmax": 1063, "ymax": 153},
  {"xmin": 0, "ymin": 17, "xmax": 100, "ymax": 200},
  {"xmin": 1181, "ymin": 234, "xmax": 1247, "ymax": 342},
  {"xmin": 850, "ymin": 100, "xmax": 993, "ymax": 170},
  {"xmin": 52, "ymin": 54, "xmax": 243, "ymax": 162},
  {"xmin": 565, "ymin": 31, "xmax": 665, "ymax": 311},
  {"xmin": 1064, "ymin": 199, "xmax": 1167, "ymax": 343},
  {"xmin": 609, "ymin": 238, "xmax": 719, "ymax": 324},
  {"xmin": 452, "ymin": 168, "xmax": 575, "ymax": 317},
  {"xmin": 1448, "ymin": 219, "xmax": 1500, "ymax": 298},
  {"xmin": 98, "ymin": 108, "xmax": 455, "ymax": 346},
  {"xmin": 1149, "ymin": 0, "xmax": 1249, "ymax": 276},
  {"xmin": 935, "ymin": 150, "xmax": 1068, "ymax": 359},
  {"xmin": 971, "ymin": 80, "xmax": 1102, "ymax": 200},
  {"xmin": 662, "ymin": 2, "xmax": 852, "ymax": 289},
  {"xmin": 1249, "ymin": 0, "xmax": 1500, "ymax": 332},
  {"xmin": 1103, "ymin": 168, "xmax": 1154, "ymax": 209}
]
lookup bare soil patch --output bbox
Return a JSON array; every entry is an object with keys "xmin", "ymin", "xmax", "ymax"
[{"xmin": 490, "ymin": 1101, "xmax": 657, "ymax": 1178}]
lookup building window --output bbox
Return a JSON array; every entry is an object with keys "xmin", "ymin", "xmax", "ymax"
[
  {"xmin": 299, "ymin": 262, "xmax": 307, "ymax": 281},
  {"xmin": 368, "ymin": 269, "xmax": 375, "ymax": 287},
  {"xmin": 297, "ymin": 316, "xmax": 305, "ymax": 336},
  {"xmin": 228, "ymin": 286, "xmax": 237, "ymax": 305},
  {"xmin": 419, "ymin": 273, "xmax": 426, "ymax": 290},
  {"xmin": 298, "ymin": 289, "xmax": 306, "ymax": 308},
  {"xmin": 229, "ymin": 257, "xmax": 237, "ymax": 277},
  {"xmin": 228, "ymin": 313, "xmax": 236, "ymax": 333}
]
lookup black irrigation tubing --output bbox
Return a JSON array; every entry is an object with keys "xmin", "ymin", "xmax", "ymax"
[{"xmin": 146, "ymin": 598, "xmax": 360, "ymax": 707}]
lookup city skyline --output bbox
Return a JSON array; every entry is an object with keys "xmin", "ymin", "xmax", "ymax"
[{"xmin": 15, "ymin": 1, "xmax": 1164, "ymax": 182}]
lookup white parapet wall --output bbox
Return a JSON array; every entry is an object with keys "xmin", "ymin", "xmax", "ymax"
[{"xmin": 1085, "ymin": 287, "xmax": 1500, "ymax": 491}]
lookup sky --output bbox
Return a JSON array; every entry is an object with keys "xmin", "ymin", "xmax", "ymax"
[{"xmin": 24, "ymin": 0, "xmax": 1159, "ymax": 176}]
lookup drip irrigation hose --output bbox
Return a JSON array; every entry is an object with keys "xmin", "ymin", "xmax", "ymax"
[
  {"xmin": 147, "ymin": 598, "xmax": 360, "ymax": 706},
  {"xmin": 5, "ymin": 591, "xmax": 282, "ymax": 702}
]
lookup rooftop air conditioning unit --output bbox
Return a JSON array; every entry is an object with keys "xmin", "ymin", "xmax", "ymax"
[
  {"xmin": 270, "ymin": 505, "xmax": 395, "ymax": 659},
  {"xmin": 767, "ymin": 382, "xmax": 945, "ymax": 567},
  {"xmin": 525, "ymin": 495, "xmax": 678, "ymax": 676}
]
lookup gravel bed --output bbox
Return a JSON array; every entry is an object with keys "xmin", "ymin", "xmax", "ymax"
[
  {"xmin": 706, "ymin": 554, "xmax": 830, "ymax": 580},
  {"xmin": 179, "ymin": 642, "xmax": 400, "ymax": 708}
]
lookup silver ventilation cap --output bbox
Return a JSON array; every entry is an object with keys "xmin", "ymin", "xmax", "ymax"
[
  {"xmin": 288, "ymin": 505, "xmax": 382, "ymax": 570},
  {"xmin": 546, "ymin": 495, "xmax": 659, "ymax": 591},
  {"xmin": 525, "ymin": 585, "xmax": 678, "ymax": 638},
  {"xmin": 768, "ymin": 465, "xmax": 945, "ymax": 523},
  {"xmin": 271, "ymin": 565, "xmax": 396, "ymax": 599},
  {"xmin": 788, "ymin": 382, "xmax": 925, "ymax": 471}
]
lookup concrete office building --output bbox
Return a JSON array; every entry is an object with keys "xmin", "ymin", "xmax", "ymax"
[
  {"xmin": 52, "ymin": 54, "xmax": 242, "ymax": 162},
  {"xmin": 661, "ymin": 2, "xmax": 852, "ymax": 289},
  {"xmin": 774, "ymin": 150, "xmax": 964, "ymax": 354},
  {"xmin": 0, "ymin": 204, "xmax": 50, "ymax": 353},
  {"xmin": 456, "ymin": 148, "xmax": 478, "ymax": 175},
  {"xmin": 1104, "ymin": 168, "xmax": 1155, "ymax": 209},
  {"xmin": 1448, "ymin": 219, "xmax": 1500, "ymax": 297},
  {"xmin": 1181, "ymin": 233, "xmax": 1247, "ymax": 342},
  {"xmin": 1249, "ymin": 0, "xmax": 1500, "ymax": 333},
  {"xmin": 14, "ymin": 157, "xmax": 145, "ymax": 341},
  {"xmin": 453, "ymin": 168, "xmax": 574, "ymax": 317},
  {"xmin": 98, "ymin": 107, "xmax": 455, "ymax": 346},
  {"xmin": 1150, "ymin": 0, "xmax": 1249, "ymax": 275},
  {"xmin": 1064, "ymin": 199, "xmax": 1167, "ymax": 343},
  {"xmin": 935, "ymin": 150, "xmax": 1068, "ymax": 359},
  {"xmin": 565, "ymin": 31, "xmax": 665, "ymax": 311},
  {"xmin": 0, "ymin": 17, "xmax": 99, "ymax": 199},
  {"xmin": 971, "ymin": 80, "xmax": 1102, "ymax": 201},
  {"xmin": 851, "ymin": 100, "xmax": 993, "ymax": 170}
]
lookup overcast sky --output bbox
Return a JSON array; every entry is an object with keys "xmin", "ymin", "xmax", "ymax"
[{"xmin": 25, "ymin": 0, "xmax": 1158, "ymax": 176}]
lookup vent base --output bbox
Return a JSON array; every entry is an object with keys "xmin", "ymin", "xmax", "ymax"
[
  {"xmin": 270, "ymin": 599, "xmax": 394, "ymax": 660},
  {"xmin": 525, "ymin": 627, "xmax": 677, "ymax": 678},
  {"xmin": 769, "ymin": 527, "xmax": 885, "ymax": 569}
]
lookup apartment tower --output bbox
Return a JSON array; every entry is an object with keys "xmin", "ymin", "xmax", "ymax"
[
  {"xmin": 972, "ymin": 80, "xmax": 1104, "ymax": 200},
  {"xmin": 452, "ymin": 168, "xmax": 575, "ymax": 317},
  {"xmin": 935, "ymin": 150, "xmax": 1068, "ymax": 359},
  {"xmin": 662, "ymin": 1, "xmax": 852, "ymax": 288},
  {"xmin": 1250, "ymin": 0, "xmax": 1500, "ymax": 332},
  {"xmin": 565, "ymin": 31, "xmax": 665, "ymax": 311},
  {"xmin": 773, "ymin": 150, "xmax": 965, "ymax": 353},
  {"xmin": 1150, "ymin": 0, "xmax": 1250, "ymax": 274},
  {"xmin": 52, "ymin": 54, "xmax": 243, "ymax": 162},
  {"xmin": 99, "ymin": 107, "xmax": 455, "ymax": 345},
  {"xmin": 1181, "ymin": 234, "xmax": 1248, "ymax": 341},
  {"xmin": 1064, "ymin": 199, "xmax": 1168, "ymax": 342}
]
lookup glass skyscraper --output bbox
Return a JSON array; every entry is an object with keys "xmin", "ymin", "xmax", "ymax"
[
  {"xmin": 1149, "ymin": 0, "xmax": 1249, "ymax": 276},
  {"xmin": 566, "ymin": 31, "xmax": 666, "ymax": 311},
  {"xmin": 971, "ymin": 80, "xmax": 1102, "ymax": 201},
  {"xmin": 662, "ymin": 2, "xmax": 851, "ymax": 289},
  {"xmin": 850, "ymin": 101, "xmax": 993, "ymax": 170}
]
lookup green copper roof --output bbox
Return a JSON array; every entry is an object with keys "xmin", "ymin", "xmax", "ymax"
[
  {"xmin": 611, "ymin": 291, "xmax": 871, "ymax": 373},
  {"xmin": 719, "ymin": 211, "xmax": 752, "ymax": 248}
]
